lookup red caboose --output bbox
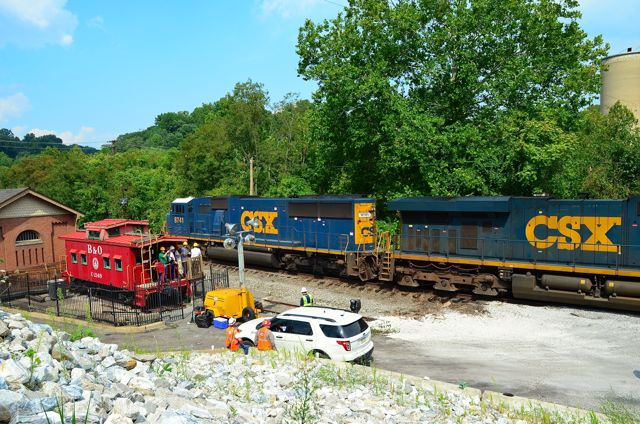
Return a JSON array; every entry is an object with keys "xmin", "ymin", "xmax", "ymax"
[{"xmin": 60, "ymin": 219, "xmax": 193, "ymax": 308}]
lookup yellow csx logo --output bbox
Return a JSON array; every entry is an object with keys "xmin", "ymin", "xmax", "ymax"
[
  {"xmin": 241, "ymin": 210, "xmax": 278, "ymax": 234},
  {"xmin": 525, "ymin": 215, "xmax": 622, "ymax": 252}
]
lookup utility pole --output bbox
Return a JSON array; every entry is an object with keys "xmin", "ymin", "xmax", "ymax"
[{"xmin": 249, "ymin": 157, "xmax": 254, "ymax": 196}]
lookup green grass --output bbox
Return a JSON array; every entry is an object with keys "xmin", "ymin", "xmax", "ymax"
[{"xmin": 601, "ymin": 400, "xmax": 640, "ymax": 424}]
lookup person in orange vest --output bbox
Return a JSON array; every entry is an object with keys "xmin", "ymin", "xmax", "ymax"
[
  {"xmin": 225, "ymin": 318, "xmax": 249, "ymax": 355},
  {"xmin": 256, "ymin": 319, "xmax": 277, "ymax": 351}
]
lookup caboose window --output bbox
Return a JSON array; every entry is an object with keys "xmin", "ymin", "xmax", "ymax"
[
  {"xmin": 103, "ymin": 257, "xmax": 111, "ymax": 269},
  {"xmin": 80, "ymin": 253, "xmax": 87, "ymax": 265},
  {"xmin": 71, "ymin": 253, "xmax": 77, "ymax": 264},
  {"xmin": 107, "ymin": 227, "xmax": 120, "ymax": 237},
  {"xmin": 88, "ymin": 231, "xmax": 100, "ymax": 240},
  {"xmin": 115, "ymin": 258, "xmax": 123, "ymax": 271}
]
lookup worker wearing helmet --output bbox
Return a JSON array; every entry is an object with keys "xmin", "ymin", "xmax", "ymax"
[
  {"xmin": 300, "ymin": 287, "xmax": 314, "ymax": 307},
  {"xmin": 256, "ymin": 319, "xmax": 276, "ymax": 351},
  {"xmin": 226, "ymin": 318, "xmax": 249, "ymax": 355},
  {"xmin": 189, "ymin": 242, "xmax": 202, "ymax": 275}
]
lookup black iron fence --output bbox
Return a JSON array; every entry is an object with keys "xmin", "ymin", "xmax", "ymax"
[{"xmin": 1, "ymin": 266, "xmax": 229, "ymax": 327}]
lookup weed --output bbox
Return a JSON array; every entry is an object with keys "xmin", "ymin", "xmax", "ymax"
[
  {"xmin": 283, "ymin": 362, "xmax": 320, "ymax": 424},
  {"xmin": 43, "ymin": 394, "xmax": 92, "ymax": 424},
  {"xmin": 601, "ymin": 400, "xmax": 640, "ymax": 424},
  {"xmin": 69, "ymin": 326, "xmax": 95, "ymax": 342}
]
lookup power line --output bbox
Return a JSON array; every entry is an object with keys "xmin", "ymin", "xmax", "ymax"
[{"xmin": 322, "ymin": 0, "xmax": 348, "ymax": 8}]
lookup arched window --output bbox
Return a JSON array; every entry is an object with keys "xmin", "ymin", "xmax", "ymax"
[{"xmin": 16, "ymin": 230, "xmax": 42, "ymax": 246}]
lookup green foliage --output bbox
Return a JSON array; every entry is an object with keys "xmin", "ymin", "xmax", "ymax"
[
  {"xmin": 555, "ymin": 103, "xmax": 640, "ymax": 198},
  {"xmin": 600, "ymin": 400, "xmax": 640, "ymax": 424},
  {"xmin": 69, "ymin": 326, "xmax": 95, "ymax": 342},
  {"xmin": 297, "ymin": 0, "xmax": 608, "ymax": 198},
  {"xmin": 0, "ymin": 129, "xmax": 97, "ymax": 159}
]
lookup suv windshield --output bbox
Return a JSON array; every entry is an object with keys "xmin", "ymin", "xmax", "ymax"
[{"xmin": 320, "ymin": 318, "xmax": 368, "ymax": 338}]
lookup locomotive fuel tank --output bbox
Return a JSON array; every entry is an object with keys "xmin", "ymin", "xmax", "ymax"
[
  {"xmin": 206, "ymin": 245, "xmax": 280, "ymax": 268},
  {"xmin": 541, "ymin": 275, "xmax": 593, "ymax": 293},
  {"xmin": 604, "ymin": 280, "xmax": 640, "ymax": 298}
]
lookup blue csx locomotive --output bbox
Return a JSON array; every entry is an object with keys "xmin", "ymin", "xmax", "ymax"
[
  {"xmin": 167, "ymin": 196, "xmax": 378, "ymax": 279},
  {"xmin": 168, "ymin": 195, "xmax": 640, "ymax": 312}
]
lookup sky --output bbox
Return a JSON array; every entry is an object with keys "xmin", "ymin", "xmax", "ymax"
[{"xmin": 0, "ymin": 0, "xmax": 638, "ymax": 148}]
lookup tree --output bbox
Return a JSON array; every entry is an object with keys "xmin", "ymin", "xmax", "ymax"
[
  {"xmin": 297, "ymin": 0, "xmax": 608, "ymax": 198},
  {"xmin": 555, "ymin": 104, "xmax": 640, "ymax": 198}
]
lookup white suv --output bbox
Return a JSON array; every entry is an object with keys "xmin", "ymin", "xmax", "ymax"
[{"xmin": 235, "ymin": 306, "xmax": 374, "ymax": 363}]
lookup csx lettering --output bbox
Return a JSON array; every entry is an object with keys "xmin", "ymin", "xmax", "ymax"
[
  {"xmin": 86, "ymin": 244, "xmax": 103, "ymax": 255},
  {"xmin": 240, "ymin": 211, "xmax": 278, "ymax": 234},
  {"xmin": 525, "ymin": 215, "xmax": 621, "ymax": 252}
]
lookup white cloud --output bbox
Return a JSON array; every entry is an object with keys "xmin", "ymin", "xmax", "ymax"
[
  {"xmin": 87, "ymin": 15, "xmax": 104, "ymax": 29},
  {"xmin": 259, "ymin": 0, "xmax": 325, "ymax": 18},
  {"xmin": 28, "ymin": 126, "xmax": 94, "ymax": 145},
  {"xmin": 0, "ymin": 92, "xmax": 30, "ymax": 124},
  {"xmin": 0, "ymin": 0, "xmax": 78, "ymax": 47}
]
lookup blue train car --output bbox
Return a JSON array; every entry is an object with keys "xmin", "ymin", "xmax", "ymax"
[
  {"xmin": 389, "ymin": 196, "xmax": 640, "ymax": 311},
  {"xmin": 167, "ymin": 196, "xmax": 378, "ymax": 279}
]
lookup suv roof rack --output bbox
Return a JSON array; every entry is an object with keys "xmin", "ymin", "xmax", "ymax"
[{"xmin": 279, "ymin": 313, "xmax": 337, "ymax": 323}]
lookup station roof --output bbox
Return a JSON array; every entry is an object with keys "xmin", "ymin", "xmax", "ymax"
[{"xmin": 389, "ymin": 196, "xmax": 512, "ymax": 213}]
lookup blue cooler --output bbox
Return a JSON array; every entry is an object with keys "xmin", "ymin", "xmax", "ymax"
[{"xmin": 213, "ymin": 317, "xmax": 228, "ymax": 329}]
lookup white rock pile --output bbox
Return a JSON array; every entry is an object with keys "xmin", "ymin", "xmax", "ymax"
[{"xmin": 0, "ymin": 310, "xmax": 589, "ymax": 423}]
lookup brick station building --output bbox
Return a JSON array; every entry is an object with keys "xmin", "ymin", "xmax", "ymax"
[{"xmin": 0, "ymin": 188, "xmax": 83, "ymax": 272}]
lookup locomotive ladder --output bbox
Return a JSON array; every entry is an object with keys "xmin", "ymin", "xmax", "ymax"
[{"xmin": 377, "ymin": 231, "xmax": 394, "ymax": 282}]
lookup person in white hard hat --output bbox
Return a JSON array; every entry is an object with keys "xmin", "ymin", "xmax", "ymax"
[
  {"xmin": 300, "ymin": 287, "xmax": 314, "ymax": 307},
  {"xmin": 225, "ymin": 317, "xmax": 249, "ymax": 355}
]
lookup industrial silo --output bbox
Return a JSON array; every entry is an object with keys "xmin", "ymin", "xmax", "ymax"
[{"xmin": 600, "ymin": 48, "xmax": 640, "ymax": 120}]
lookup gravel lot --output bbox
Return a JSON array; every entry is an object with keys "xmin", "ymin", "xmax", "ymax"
[{"xmin": 217, "ymin": 265, "xmax": 640, "ymax": 411}]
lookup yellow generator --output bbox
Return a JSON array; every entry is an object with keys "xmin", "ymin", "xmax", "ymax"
[{"xmin": 197, "ymin": 287, "xmax": 262, "ymax": 327}]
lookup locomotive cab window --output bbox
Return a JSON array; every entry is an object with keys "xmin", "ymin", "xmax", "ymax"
[
  {"xmin": 114, "ymin": 258, "xmax": 123, "ymax": 271},
  {"xmin": 174, "ymin": 204, "xmax": 185, "ymax": 214},
  {"xmin": 80, "ymin": 253, "xmax": 87, "ymax": 265}
]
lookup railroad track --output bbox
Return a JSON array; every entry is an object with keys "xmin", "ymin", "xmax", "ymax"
[{"xmin": 204, "ymin": 260, "xmax": 479, "ymax": 307}]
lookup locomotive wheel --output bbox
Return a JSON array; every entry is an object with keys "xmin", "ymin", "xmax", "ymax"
[{"xmin": 357, "ymin": 256, "xmax": 376, "ymax": 281}]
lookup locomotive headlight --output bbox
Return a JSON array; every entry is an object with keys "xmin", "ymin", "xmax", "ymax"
[
  {"xmin": 223, "ymin": 238, "xmax": 237, "ymax": 250},
  {"xmin": 244, "ymin": 234, "xmax": 256, "ymax": 244},
  {"xmin": 225, "ymin": 223, "xmax": 238, "ymax": 235}
]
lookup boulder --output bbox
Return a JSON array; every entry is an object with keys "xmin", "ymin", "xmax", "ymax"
[
  {"xmin": 70, "ymin": 368, "xmax": 86, "ymax": 381},
  {"xmin": 132, "ymin": 353, "xmax": 157, "ymax": 363},
  {"xmin": 112, "ymin": 398, "xmax": 140, "ymax": 419},
  {"xmin": 0, "ymin": 358, "xmax": 29, "ymax": 384},
  {"xmin": 104, "ymin": 414, "xmax": 133, "ymax": 424},
  {"xmin": 101, "ymin": 356, "xmax": 116, "ymax": 368},
  {"xmin": 0, "ymin": 320, "xmax": 10, "ymax": 337},
  {"xmin": 155, "ymin": 410, "xmax": 200, "ymax": 424},
  {"xmin": 0, "ymin": 389, "xmax": 27, "ymax": 422},
  {"xmin": 129, "ymin": 377, "xmax": 154, "ymax": 395}
]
